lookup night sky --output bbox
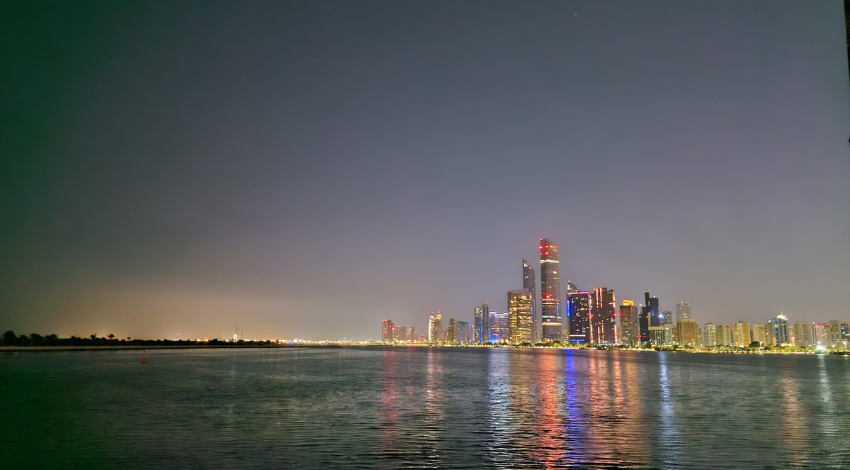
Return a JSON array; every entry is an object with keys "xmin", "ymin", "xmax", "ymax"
[{"xmin": 2, "ymin": 1, "xmax": 848, "ymax": 340}]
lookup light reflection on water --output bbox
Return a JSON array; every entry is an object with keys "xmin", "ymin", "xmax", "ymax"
[{"xmin": 2, "ymin": 348, "xmax": 850, "ymax": 469}]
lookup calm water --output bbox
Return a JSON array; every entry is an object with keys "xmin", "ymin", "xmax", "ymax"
[{"xmin": 2, "ymin": 348, "xmax": 849, "ymax": 469}]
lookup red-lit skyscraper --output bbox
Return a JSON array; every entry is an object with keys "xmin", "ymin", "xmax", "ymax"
[{"xmin": 539, "ymin": 238, "xmax": 563, "ymax": 342}]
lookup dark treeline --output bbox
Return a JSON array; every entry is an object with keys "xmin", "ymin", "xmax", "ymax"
[{"xmin": 1, "ymin": 331, "xmax": 284, "ymax": 347}]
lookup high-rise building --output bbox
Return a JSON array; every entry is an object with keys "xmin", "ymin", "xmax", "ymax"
[
  {"xmin": 812, "ymin": 322, "xmax": 830, "ymax": 347},
  {"xmin": 751, "ymin": 324, "xmax": 768, "ymax": 346},
  {"xmin": 768, "ymin": 314, "xmax": 789, "ymax": 346},
  {"xmin": 393, "ymin": 325, "xmax": 407, "ymax": 341},
  {"xmin": 717, "ymin": 324, "xmax": 733, "ymax": 347},
  {"xmin": 590, "ymin": 287, "xmax": 616, "ymax": 344},
  {"xmin": 490, "ymin": 311, "xmax": 510, "ymax": 344},
  {"xmin": 539, "ymin": 238, "xmax": 563, "ymax": 343},
  {"xmin": 698, "ymin": 323, "xmax": 717, "ymax": 347},
  {"xmin": 676, "ymin": 319, "xmax": 698, "ymax": 346},
  {"xmin": 645, "ymin": 291, "xmax": 660, "ymax": 327},
  {"xmin": 732, "ymin": 322, "xmax": 751, "ymax": 348},
  {"xmin": 446, "ymin": 318, "xmax": 458, "ymax": 344},
  {"xmin": 382, "ymin": 319, "xmax": 394, "ymax": 343},
  {"xmin": 568, "ymin": 291, "xmax": 591, "ymax": 344},
  {"xmin": 675, "ymin": 301, "xmax": 691, "ymax": 321},
  {"xmin": 841, "ymin": 322, "xmax": 850, "ymax": 344},
  {"xmin": 457, "ymin": 321, "xmax": 471, "ymax": 343},
  {"xmin": 428, "ymin": 312, "xmax": 443, "ymax": 343},
  {"xmin": 522, "ymin": 259, "xmax": 538, "ymax": 343},
  {"xmin": 793, "ymin": 322, "xmax": 813, "ymax": 348},
  {"xmin": 619, "ymin": 300, "xmax": 639, "ymax": 347},
  {"xmin": 648, "ymin": 326, "xmax": 667, "ymax": 346},
  {"xmin": 407, "ymin": 327, "xmax": 416, "ymax": 343},
  {"xmin": 828, "ymin": 320, "xmax": 841, "ymax": 348},
  {"xmin": 474, "ymin": 302, "xmax": 490, "ymax": 344},
  {"xmin": 508, "ymin": 290, "xmax": 534, "ymax": 345},
  {"xmin": 639, "ymin": 304, "xmax": 649, "ymax": 345}
]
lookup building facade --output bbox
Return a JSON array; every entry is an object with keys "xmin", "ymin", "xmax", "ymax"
[
  {"xmin": 474, "ymin": 301, "xmax": 490, "ymax": 344},
  {"xmin": 619, "ymin": 300, "xmax": 639, "ymax": 347},
  {"xmin": 591, "ymin": 287, "xmax": 616, "ymax": 345},
  {"xmin": 507, "ymin": 290, "xmax": 534, "ymax": 345},
  {"xmin": 382, "ymin": 319, "xmax": 394, "ymax": 343},
  {"xmin": 675, "ymin": 301, "xmax": 691, "ymax": 321},
  {"xmin": 522, "ymin": 259, "xmax": 538, "ymax": 343},
  {"xmin": 568, "ymin": 291, "xmax": 591, "ymax": 344},
  {"xmin": 698, "ymin": 323, "xmax": 717, "ymax": 347},
  {"xmin": 490, "ymin": 311, "xmax": 510, "ymax": 344},
  {"xmin": 677, "ymin": 319, "xmax": 698, "ymax": 346},
  {"xmin": 539, "ymin": 239, "xmax": 563, "ymax": 342},
  {"xmin": 733, "ymin": 322, "xmax": 751, "ymax": 348}
]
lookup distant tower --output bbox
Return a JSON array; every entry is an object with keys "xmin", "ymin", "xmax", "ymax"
[
  {"xmin": 539, "ymin": 238, "xmax": 563, "ymax": 343},
  {"xmin": 590, "ymin": 287, "xmax": 616, "ymax": 344},
  {"xmin": 675, "ymin": 301, "xmax": 691, "ymax": 321},
  {"xmin": 522, "ymin": 259, "xmax": 538, "ymax": 342},
  {"xmin": 382, "ymin": 319, "xmax": 394, "ymax": 343},
  {"xmin": 474, "ymin": 301, "xmax": 490, "ymax": 344},
  {"xmin": 645, "ymin": 290, "xmax": 660, "ymax": 327},
  {"xmin": 768, "ymin": 314, "xmax": 789, "ymax": 346},
  {"xmin": 568, "ymin": 291, "xmax": 591, "ymax": 344},
  {"xmin": 619, "ymin": 299, "xmax": 639, "ymax": 347}
]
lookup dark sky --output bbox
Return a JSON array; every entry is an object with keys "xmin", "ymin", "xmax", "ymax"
[{"xmin": 2, "ymin": 1, "xmax": 848, "ymax": 340}]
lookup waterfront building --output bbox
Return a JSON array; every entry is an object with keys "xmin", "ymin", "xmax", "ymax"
[
  {"xmin": 457, "ymin": 321, "xmax": 471, "ymax": 343},
  {"xmin": 474, "ymin": 302, "xmax": 490, "ymax": 344},
  {"xmin": 539, "ymin": 239, "xmax": 563, "ymax": 342},
  {"xmin": 812, "ymin": 322, "xmax": 830, "ymax": 347},
  {"xmin": 490, "ymin": 311, "xmax": 510, "ymax": 344},
  {"xmin": 660, "ymin": 310, "xmax": 674, "ymax": 328},
  {"xmin": 698, "ymin": 323, "xmax": 717, "ymax": 347},
  {"xmin": 393, "ymin": 325, "xmax": 407, "ymax": 341},
  {"xmin": 751, "ymin": 324, "xmax": 768, "ymax": 346},
  {"xmin": 591, "ymin": 287, "xmax": 616, "ymax": 345},
  {"xmin": 568, "ymin": 291, "xmax": 591, "ymax": 344},
  {"xmin": 841, "ymin": 322, "xmax": 850, "ymax": 344},
  {"xmin": 639, "ymin": 304, "xmax": 649, "ymax": 345},
  {"xmin": 828, "ymin": 320, "xmax": 841, "ymax": 347},
  {"xmin": 717, "ymin": 324, "xmax": 733, "ymax": 347},
  {"xmin": 382, "ymin": 319, "xmax": 394, "ymax": 343},
  {"xmin": 619, "ymin": 300, "xmax": 639, "ymax": 347},
  {"xmin": 677, "ymin": 319, "xmax": 698, "ymax": 346},
  {"xmin": 675, "ymin": 301, "xmax": 691, "ymax": 321},
  {"xmin": 407, "ymin": 327, "xmax": 415, "ymax": 342},
  {"xmin": 645, "ymin": 291, "xmax": 660, "ymax": 327},
  {"xmin": 648, "ymin": 326, "xmax": 667, "ymax": 346},
  {"xmin": 768, "ymin": 314, "xmax": 789, "ymax": 346},
  {"xmin": 663, "ymin": 324, "xmax": 676, "ymax": 346},
  {"xmin": 522, "ymin": 259, "xmax": 538, "ymax": 342},
  {"xmin": 508, "ymin": 290, "xmax": 534, "ymax": 345},
  {"xmin": 446, "ymin": 318, "xmax": 459, "ymax": 344},
  {"xmin": 793, "ymin": 322, "xmax": 813, "ymax": 348},
  {"xmin": 733, "ymin": 322, "xmax": 751, "ymax": 348},
  {"xmin": 428, "ymin": 312, "xmax": 443, "ymax": 343}
]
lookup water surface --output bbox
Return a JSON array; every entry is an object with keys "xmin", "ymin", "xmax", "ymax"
[{"xmin": 2, "ymin": 348, "xmax": 849, "ymax": 469}]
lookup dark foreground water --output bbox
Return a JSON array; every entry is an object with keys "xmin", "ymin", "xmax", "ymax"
[{"xmin": 1, "ymin": 348, "xmax": 849, "ymax": 469}]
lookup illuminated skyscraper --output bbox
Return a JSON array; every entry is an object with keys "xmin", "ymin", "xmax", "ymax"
[
  {"xmin": 474, "ymin": 301, "xmax": 490, "ymax": 344},
  {"xmin": 768, "ymin": 314, "xmax": 789, "ymax": 346},
  {"xmin": 428, "ymin": 312, "xmax": 443, "ymax": 343},
  {"xmin": 446, "ymin": 318, "xmax": 458, "ymax": 344},
  {"xmin": 393, "ymin": 325, "xmax": 406, "ymax": 341},
  {"xmin": 490, "ymin": 311, "xmax": 510, "ymax": 343},
  {"xmin": 675, "ymin": 301, "xmax": 691, "ymax": 321},
  {"xmin": 793, "ymin": 322, "xmax": 813, "ymax": 348},
  {"xmin": 590, "ymin": 287, "xmax": 616, "ymax": 344},
  {"xmin": 507, "ymin": 290, "xmax": 534, "ymax": 345},
  {"xmin": 382, "ymin": 319, "xmax": 394, "ymax": 343},
  {"xmin": 539, "ymin": 238, "xmax": 563, "ymax": 342},
  {"xmin": 522, "ymin": 259, "xmax": 538, "ymax": 342},
  {"xmin": 717, "ymin": 324, "xmax": 733, "ymax": 347},
  {"xmin": 828, "ymin": 320, "xmax": 841, "ymax": 348},
  {"xmin": 568, "ymin": 291, "xmax": 591, "ymax": 344},
  {"xmin": 457, "ymin": 320, "xmax": 471, "ymax": 343},
  {"xmin": 619, "ymin": 299, "xmax": 639, "ymax": 347},
  {"xmin": 751, "ymin": 324, "xmax": 768, "ymax": 346},
  {"xmin": 639, "ymin": 304, "xmax": 649, "ymax": 345}
]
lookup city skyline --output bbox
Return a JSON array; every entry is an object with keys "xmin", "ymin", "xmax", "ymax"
[{"xmin": 2, "ymin": 1, "xmax": 848, "ymax": 341}]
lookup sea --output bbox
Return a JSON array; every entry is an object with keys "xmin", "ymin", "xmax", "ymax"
[{"xmin": 1, "ymin": 347, "xmax": 849, "ymax": 469}]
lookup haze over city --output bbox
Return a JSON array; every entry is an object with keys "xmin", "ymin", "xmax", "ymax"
[{"xmin": 2, "ymin": 1, "xmax": 848, "ymax": 341}]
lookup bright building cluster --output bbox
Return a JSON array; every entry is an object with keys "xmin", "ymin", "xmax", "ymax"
[{"xmin": 380, "ymin": 238, "xmax": 850, "ymax": 352}]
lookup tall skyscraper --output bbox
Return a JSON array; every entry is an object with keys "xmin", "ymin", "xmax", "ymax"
[
  {"xmin": 639, "ymin": 304, "xmax": 649, "ymax": 345},
  {"xmin": 446, "ymin": 318, "xmax": 458, "ymax": 344},
  {"xmin": 382, "ymin": 319, "xmax": 394, "ymax": 343},
  {"xmin": 457, "ymin": 321, "xmax": 471, "ymax": 343},
  {"xmin": 539, "ymin": 238, "xmax": 563, "ymax": 342},
  {"xmin": 619, "ymin": 299, "xmax": 639, "ymax": 347},
  {"xmin": 675, "ymin": 301, "xmax": 691, "ymax": 321},
  {"xmin": 717, "ymin": 324, "xmax": 733, "ymax": 346},
  {"xmin": 507, "ymin": 290, "xmax": 534, "ymax": 345},
  {"xmin": 751, "ymin": 324, "xmax": 768, "ymax": 346},
  {"xmin": 828, "ymin": 320, "xmax": 841, "ymax": 348},
  {"xmin": 768, "ymin": 314, "xmax": 789, "ymax": 346},
  {"xmin": 591, "ymin": 287, "xmax": 616, "ymax": 344},
  {"xmin": 645, "ymin": 291, "xmax": 660, "ymax": 327},
  {"xmin": 568, "ymin": 291, "xmax": 591, "ymax": 344},
  {"xmin": 522, "ymin": 260, "xmax": 538, "ymax": 343},
  {"xmin": 793, "ymin": 322, "xmax": 813, "ymax": 348},
  {"xmin": 428, "ymin": 312, "xmax": 443, "ymax": 343},
  {"xmin": 677, "ymin": 319, "xmax": 698, "ymax": 346},
  {"xmin": 474, "ymin": 301, "xmax": 490, "ymax": 344}
]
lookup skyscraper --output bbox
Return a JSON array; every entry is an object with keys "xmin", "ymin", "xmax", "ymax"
[
  {"xmin": 751, "ymin": 324, "xmax": 768, "ymax": 346},
  {"xmin": 568, "ymin": 291, "xmax": 591, "ymax": 344},
  {"xmin": 446, "ymin": 318, "xmax": 458, "ymax": 344},
  {"xmin": 619, "ymin": 299, "xmax": 639, "ymax": 347},
  {"xmin": 490, "ymin": 311, "xmax": 510, "ymax": 344},
  {"xmin": 507, "ymin": 290, "xmax": 534, "ymax": 345},
  {"xmin": 768, "ymin": 314, "xmax": 789, "ymax": 346},
  {"xmin": 675, "ymin": 301, "xmax": 691, "ymax": 321},
  {"xmin": 382, "ymin": 319, "xmax": 394, "ymax": 343},
  {"xmin": 717, "ymin": 324, "xmax": 733, "ymax": 347},
  {"xmin": 645, "ymin": 291, "xmax": 660, "ymax": 327},
  {"xmin": 539, "ymin": 238, "xmax": 563, "ymax": 343},
  {"xmin": 639, "ymin": 304, "xmax": 649, "ymax": 345},
  {"xmin": 590, "ymin": 287, "xmax": 616, "ymax": 344},
  {"xmin": 793, "ymin": 322, "xmax": 813, "ymax": 348},
  {"xmin": 698, "ymin": 323, "xmax": 717, "ymax": 347},
  {"xmin": 522, "ymin": 259, "xmax": 538, "ymax": 343},
  {"xmin": 474, "ymin": 301, "xmax": 490, "ymax": 345},
  {"xmin": 428, "ymin": 312, "xmax": 443, "ymax": 343}
]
